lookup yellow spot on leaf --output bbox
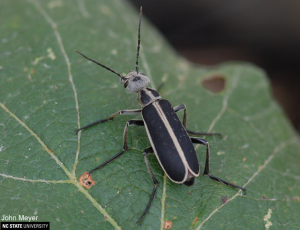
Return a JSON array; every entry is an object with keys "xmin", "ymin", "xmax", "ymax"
[
  {"xmin": 33, "ymin": 48, "xmax": 56, "ymax": 65},
  {"xmin": 100, "ymin": 6, "xmax": 111, "ymax": 15},
  {"xmin": 48, "ymin": 1, "xmax": 63, "ymax": 9},
  {"xmin": 33, "ymin": 56, "xmax": 46, "ymax": 65},
  {"xmin": 161, "ymin": 74, "xmax": 169, "ymax": 83},
  {"xmin": 263, "ymin": 208, "xmax": 273, "ymax": 229},
  {"xmin": 47, "ymin": 48, "xmax": 56, "ymax": 60}
]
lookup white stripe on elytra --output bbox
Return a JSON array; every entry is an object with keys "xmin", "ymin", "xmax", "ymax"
[
  {"xmin": 144, "ymin": 88, "xmax": 161, "ymax": 104},
  {"xmin": 142, "ymin": 115, "xmax": 180, "ymax": 183},
  {"xmin": 152, "ymin": 102, "xmax": 190, "ymax": 182},
  {"xmin": 154, "ymin": 101, "xmax": 199, "ymax": 177}
]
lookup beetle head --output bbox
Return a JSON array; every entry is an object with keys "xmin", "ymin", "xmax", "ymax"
[
  {"xmin": 122, "ymin": 71, "xmax": 150, "ymax": 93},
  {"xmin": 76, "ymin": 7, "xmax": 147, "ymax": 94}
]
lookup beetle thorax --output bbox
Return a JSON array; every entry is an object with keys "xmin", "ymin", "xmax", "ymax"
[
  {"xmin": 137, "ymin": 88, "xmax": 161, "ymax": 107},
  {"xmin": 123, "ymin": 71, "xmax": 150, "ymax": 93}
]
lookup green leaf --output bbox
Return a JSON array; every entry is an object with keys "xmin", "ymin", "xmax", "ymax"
[{"xmin": 0, "ymin": 1, "xmax": 299, "ymax": 229}]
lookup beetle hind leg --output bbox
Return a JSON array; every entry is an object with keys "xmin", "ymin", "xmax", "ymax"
[
  {"xmin": 191, "ymin": 137, "xmax": 247, "ymax": 194},
  {"xmin": 137, "ymin": 146, "xmax": 159, "ymax": 225},
  {"xmin": 187, "ymin": 129, "xmax": 222, "ymax": 137},
  {"xmin": 173, "ymin": 104, "xmax": 221, "ymax": 137}
]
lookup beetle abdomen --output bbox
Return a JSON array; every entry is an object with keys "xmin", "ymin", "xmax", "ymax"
[{"xmin": 142, "ymin": 99, "xmax": 200, "ymax": 183}]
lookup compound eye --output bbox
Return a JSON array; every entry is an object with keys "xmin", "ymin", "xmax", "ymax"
[{"xmin": 124, "ymin": 80, "xmax": 129, "ymax": 88}]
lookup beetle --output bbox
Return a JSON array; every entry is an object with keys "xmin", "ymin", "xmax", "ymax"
[{"xmin": 76, "ymin": 6, "xmax": 246, "ymax": 225}]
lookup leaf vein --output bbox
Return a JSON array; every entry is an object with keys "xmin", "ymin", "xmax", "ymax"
[
  {"xmin": 27, "ymin": 0, "xmax": 81, "ymax": 176},
  {"xmin": 0, "ymin": 102, "xmax": 71, "ymax": 177},
  {"xmin": 196, "ymin": 138, "xmax": 296, "ymax": 229},
  {"xmin": 0, "ymin": 173, "xmax": 70, "ymax": 184},
  {"xmin": 25, "ymin": 2, "xmax": 122, "ymax": 229}
]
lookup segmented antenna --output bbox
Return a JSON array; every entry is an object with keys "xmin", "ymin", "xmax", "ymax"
[
  {"xmin": 135, "ymin": 6, "xmax": 142, "ymax": 73},
  {"xmin": 76, "ymin": 50, "xmax": 124, "ymax": 80}
]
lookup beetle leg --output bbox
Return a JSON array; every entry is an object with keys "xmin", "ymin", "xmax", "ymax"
[
  {"xmin": 173, "ymin": 105, "xmax": 221, "ymax": 137},
  {"xmin": 76, "ymin": 109, "xmax": 142, "ymax": 134},
  {"xmin": 88, "ymin": 119, "xmax": 144, "ymax": 174},
  {"xmin": 173, "ymin": 104, "xmax": 187, "ymax": 127},
  {"xmin": 137, "ymin": 146, "xmax": 159, "ymax": 225},
  {"xmin": 190, "ymin": 137, "xmax": 247, "ymax": 194},
  {"xmin": 187, "ymin": 129, "xmax": 222, "ymax": 137}
]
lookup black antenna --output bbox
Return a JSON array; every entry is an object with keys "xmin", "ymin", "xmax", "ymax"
[
  {"xmin": 135, "ymin": 6, "xmax": 142, "ymax": 73},
  {"xmin": 76, "ymin": 50, "xmax": 124, "ymax": 80}
]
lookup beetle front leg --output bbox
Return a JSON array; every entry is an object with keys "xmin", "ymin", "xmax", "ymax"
[
  {"xmin": 190, "ymin": 137, "xmax": 247, "ymax": 194},
  {"xmin": 173, "ymin": 104, "xmax": 221, "ymax": 137},
  {"xmin": 137, "ymin": 146, "xmax": 159, "ymax": 226},
  {"xmin": 88, "ymin": 119, "xmax": 144, "ymax": 174},
  {"xmin": 76, "ymin": 109, "xmax": 142, "ymax": 134}
]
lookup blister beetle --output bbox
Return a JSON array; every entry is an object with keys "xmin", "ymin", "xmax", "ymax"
[{"xmin": 76, "ymin": 6, "xmax": 246, "ymax": 225}]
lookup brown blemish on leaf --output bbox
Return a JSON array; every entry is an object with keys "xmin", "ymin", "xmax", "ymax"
[
  {"xmin": 292, "ymin": 197, "xmax": 299, "ymax": 201},
  {"xmin": 262, "ymin": 195, "xmax": 267, "ymax": 200},
  {"xmin": 193, "ymin": 217, "xmax": 199, "ymax": 226},
  {"xmin": 164, "ymin": 221, "xmax": 172, "ymax": 229},
  {"xmin": 79, "ymin": 172, "xmax": 95, "ymax": 189},
  {"xmin": 221, "ymin": 196, "xmax": 228, "ymax": 204},
  {"xmin": 243, "ymin": 158, "xmax": 246, "ymax": 161},
  {"xmin": 201, "ymin": 74, "xmax": 226, "ymax": 93}
]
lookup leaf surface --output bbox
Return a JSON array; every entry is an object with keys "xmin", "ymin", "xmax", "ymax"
[{"xmin": 0, "ymin": 1, "xmax": 299, "ymax": 229}]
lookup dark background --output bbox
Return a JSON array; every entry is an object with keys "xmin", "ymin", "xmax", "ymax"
[{"xmin": 128, "ymin": 0, "xmax": 300, "ymax": 133}]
